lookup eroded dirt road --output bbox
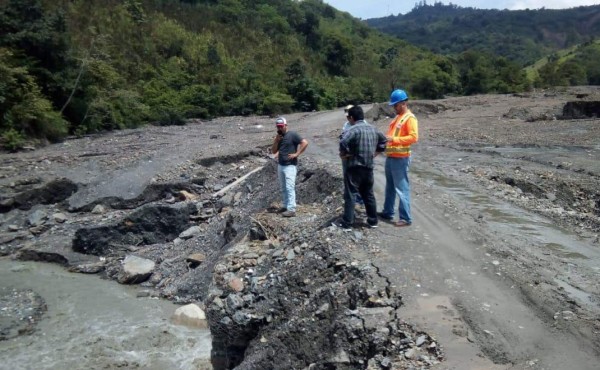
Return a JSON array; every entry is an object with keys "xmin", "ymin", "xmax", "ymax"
[
  {"xmin": 303, "ymin": 87, "xmax": 600, "ymax": 369},
  {"xmin": 1, "ymin": 87, "xmax": 599, "ymax": 369}
]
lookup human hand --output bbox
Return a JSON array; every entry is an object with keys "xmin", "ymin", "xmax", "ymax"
[{"xmin": 288, "ymin": 152, "xmax": 298, "ymax": 160}]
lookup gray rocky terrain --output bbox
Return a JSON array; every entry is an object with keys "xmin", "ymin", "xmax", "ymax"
[{"xmin": 0, "ymin": 86, "xmax": 599, "ymax": 369}]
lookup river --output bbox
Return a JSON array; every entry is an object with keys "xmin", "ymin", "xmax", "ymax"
[{"xmin": 0, "ymin": 259, "xmax": 212, "ymax": 370}]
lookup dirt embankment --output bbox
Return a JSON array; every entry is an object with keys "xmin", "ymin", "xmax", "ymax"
[{"xmin": 0, "ymin": 116, "xmax": 443, "ymax": 369}]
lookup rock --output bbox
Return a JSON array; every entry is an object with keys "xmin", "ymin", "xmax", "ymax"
[
  {"xmin": 118, "ymin": 255, "xmax": 155, "ymax": 284},
  {"xmin": 8, "ymin": 225, "xmax": 20, "ymax": 232},
  {"xmin": 404, "ymin": 348, "xmax": 417, "ymax": 359},
  {"xmin": 27, "ymin": 210, "xmax": 47, "ymax": 227},
  {"xmin": 179, "ymin": 226, "xmax": 202, "ymax": 239},
  {"xmin": 358, "ymin": 306, "xmax": 394, "ymax": 330},
  {"xmin": 226, "ymin": 294, "xmax": 244, "ymax": 311},
  {"xmin": 227, "ymin": 277, "xmax": 244, "ymax": 292},
  {"xmin": 234, "ymin": 191, "xmax": 243, "ymax": 202},
  {"xmin": 186, "ymin": 253, "xmax": 206, "ymax": 268},
  {"xmin": 286, "ymin": 250, "xmax": 296, "ymax": 260},
  {"xmin": 136, "ymin": 290, "xmax": 152, "ymax": 298},
  {"xmin": 172, "ymin": 303, "xmax": 207, "ymax": 328},
  {"xmin": 29, "ymin": 224, "xmax": 50, "ymax": 235},
  {"xmin": 91, "ymin": 204, "xmax": 106, "ymax": 214},
  {"xmin": 380, "ymin": 357, "xmax": 392, "ymax": 368},
  {"xmin": 233, "ymin": 311, "xmax": 250, "ymax": 325},
  {"xmin": 68, "ymin": 261, "xmax": 106, "ymax": 274},
  {"xmin": 52, "ymin": 213, "xmax": 68, "ymax": 223},
  {"xmin": 179, "ymin": 190, "xmax": 199, "ymax": 201},
  {"xmin": 0, "ymin": 198, "xmax": 15, "ymax": 209},
  {"xmin": 328, "ymin": 349, "xmax": 350, "ymax": 364},
  {"xmin": 416, "ymin": 335, "xmax": 427, "ymax": 347},
  {"xmin": 316, "ymin": 303, "xmax": 330, "ymax": 318}
]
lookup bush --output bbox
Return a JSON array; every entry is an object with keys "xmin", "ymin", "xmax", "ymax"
[
  {"xmin": 84, "ymin": 89, "xmax": 150, "ymax": 132},
  {"xmin": 262, "ymin": 93, "xmax": 294, "ymax": 115},
  {"xmin": 1, "ymin": 128, "xmax": 25, "ymax": 151}
]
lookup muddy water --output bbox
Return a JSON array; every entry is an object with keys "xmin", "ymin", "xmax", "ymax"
[{"xmin": 0, "ymin": 260, "xmax": 211, "ymax": 370}]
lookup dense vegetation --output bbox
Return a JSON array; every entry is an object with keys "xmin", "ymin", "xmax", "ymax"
[
  {"xmin": 0, "ymin": 0, "xmax": 531, "ymax": 149},
  {"xmin": 367, "ymin": 2, "xmax": 600, "ymax": 67},
  {"xmin": 530, "ymin": 40, "xmax": 600, "ymax": 87}
]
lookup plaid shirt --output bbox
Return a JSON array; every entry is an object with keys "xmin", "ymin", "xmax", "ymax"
[{"xmin": 339, "ymin": 120, "xmax": 387, "ymax": 169}]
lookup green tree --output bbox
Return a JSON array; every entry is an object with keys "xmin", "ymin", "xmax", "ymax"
[
  {"xmin": 0, "ymin": 0, "xmax": 74, "ymax": 110},
  {"xmin": 0, "ymin": 49, "xmax": 68, "ymax": 146},
  {"xmin": 322, "ymin": 31, "xmax": 353, "ymax": 76}
]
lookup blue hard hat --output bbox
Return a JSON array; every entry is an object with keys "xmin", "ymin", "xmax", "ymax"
[{"xmin": 388, "ymin": 89, "xmax": 408, "ymax": 105}]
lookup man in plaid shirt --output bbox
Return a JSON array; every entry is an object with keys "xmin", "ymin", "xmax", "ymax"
[{"xmin": 335, "ymin": 105, "xmax": 387, "ymax": 229}]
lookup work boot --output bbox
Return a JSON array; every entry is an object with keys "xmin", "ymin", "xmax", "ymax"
[
  {"xmin": 277, "ymin": 207, "xmax": 287, "ymax": 213},
  {"xmin": 282, "ymin": 210, "xmax": 296, "ymax": 217}
]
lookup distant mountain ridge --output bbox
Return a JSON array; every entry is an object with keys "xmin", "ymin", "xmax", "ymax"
[{"xmin": 366, "ymin": 3, "xmax": 600, "ymax": 66}]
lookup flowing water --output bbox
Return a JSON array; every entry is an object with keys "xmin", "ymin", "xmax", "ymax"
[{"xmin": 0, "ymin": 259, "xmax": 212, "ymax": 370}]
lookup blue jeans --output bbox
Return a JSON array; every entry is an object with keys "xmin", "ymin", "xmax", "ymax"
[
  {"xmin": 382, "ymin": 156, "xmax": 412, "ymax": 224},
  {"xmin": 278, "ymin": 164, "xmax": 297, "ymax": 212}
]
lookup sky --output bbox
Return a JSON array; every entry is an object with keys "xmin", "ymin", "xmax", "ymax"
[{"xmin": 324, "ymin": 0, "xmax": 600, "ymax": 19}]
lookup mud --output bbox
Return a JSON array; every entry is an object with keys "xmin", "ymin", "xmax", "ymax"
[{"xmin": 0, "ymin": 86, "xmax": 599, "ymax": 369}]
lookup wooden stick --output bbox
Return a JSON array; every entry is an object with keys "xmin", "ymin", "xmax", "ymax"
[{"xmin": 211, "ymin": 166, "xmax": 264, "ymax": 198}]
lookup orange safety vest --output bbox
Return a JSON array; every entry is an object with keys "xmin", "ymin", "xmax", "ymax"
[{"xmin": 385, "ymin": 110, "xmax": 418, "ymax": 158}]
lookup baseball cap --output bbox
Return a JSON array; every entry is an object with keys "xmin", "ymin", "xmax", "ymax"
[
  {"xmin": 344, "ymin": 104, "xmax": 353, "ymax": 112},
  {"xmin": 275, "ymin": 117, "xmax": 287, "ymax": 126}
]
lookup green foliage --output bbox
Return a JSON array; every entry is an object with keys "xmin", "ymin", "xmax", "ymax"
[
  {"xmin": 0, "ymin": 0, "xmax": 75, "ymax": 108},
  {"xmin": 532, "ymin": 40, "xmax": 600, "ymax": 87},
  {"xmin": 2, "ymin": 0, "xmax": 546, "ymax": 146},
  {"xmin": 368, "ymin": 3, "xmax": 600, "ymax": 66},
  {"xmin": 262, "ymin": 93, "xmax": 295, "ymax": 115},
  {"xmin": 0, "ymin": 48, "xmax": 68, "ymax": 145},
  {"xmin": 322, "ymin": 31, "xmax": 354, "ymax": 76},
  {"xmin": 455, "ymin": 51, "xmax": 530, "ymax": 95},
  {"xmin": 410, "ymin": 58, "xmax": 460, "ymax": 99},
  {"xmin": 1, "ymin": 128, "xmax": 25, "ymax": 151}
]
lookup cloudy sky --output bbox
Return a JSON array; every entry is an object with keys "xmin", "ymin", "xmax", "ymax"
[{"xmin": 324, "ymin": 0, "xmax": 600, "ymax": 19}]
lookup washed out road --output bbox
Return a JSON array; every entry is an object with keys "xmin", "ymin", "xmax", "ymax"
[{"xmin": 301, "ymin": 90, "xmax": 600, "ymax": 370}]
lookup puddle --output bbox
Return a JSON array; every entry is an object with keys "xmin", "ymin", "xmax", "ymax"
[
  {"xmin": 0, "ymin": 260, "xmax": 211, "ymax": 370},
  {"xmin": 555, "ymin": 279, "xmax": 597, "ymax": 310},
  {"xmin": 415, "ymin": 167, "xmax": 600, "ymax": 267},
  {"xmin": 544, "ymin": 243, "xmax": 589, "ymax": 260},
  {"xmin": 480, "ymin": 208, "xmax": 531, "ymax": 225}
]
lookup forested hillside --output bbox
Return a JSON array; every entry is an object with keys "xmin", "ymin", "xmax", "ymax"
[
  {"xmin": 367, "ymin": 2, "xmax": 600, "ymax": 66},
  {"xmin": 528, "ymin": 39, "xmax": 600, "ymax": 87},
  {"xmin": 0, "ymin": 0, "xmax": 530, "ymax": 149}
]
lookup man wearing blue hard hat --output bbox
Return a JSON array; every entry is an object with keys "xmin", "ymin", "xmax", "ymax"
[{"xmin": 378, "ymin": 89, "xmax": 419, "ymax": 226}]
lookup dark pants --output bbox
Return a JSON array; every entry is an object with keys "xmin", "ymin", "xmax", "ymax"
[{"xmin": 343, "ymin": 166, "xmax": 378, "ymax": 226}]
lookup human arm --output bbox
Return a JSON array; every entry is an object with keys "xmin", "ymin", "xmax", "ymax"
[
  {"xmin": 339, "ymin": 128, "xmax": 354, "ymax": 158},
  {"xmin": 288, "ymin": 139, "xmax": 308, "ymax": 160},
  {"xmin": 271, "ymin": 134, "xmax": 282, "ymax": 155},
  {"xmin": 386, "ymin": 116, "xmax": 419, "ymax": 145},
  {"xmin": 374, "ymin": 131, "xmax": 387, "ymax": 157}
]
